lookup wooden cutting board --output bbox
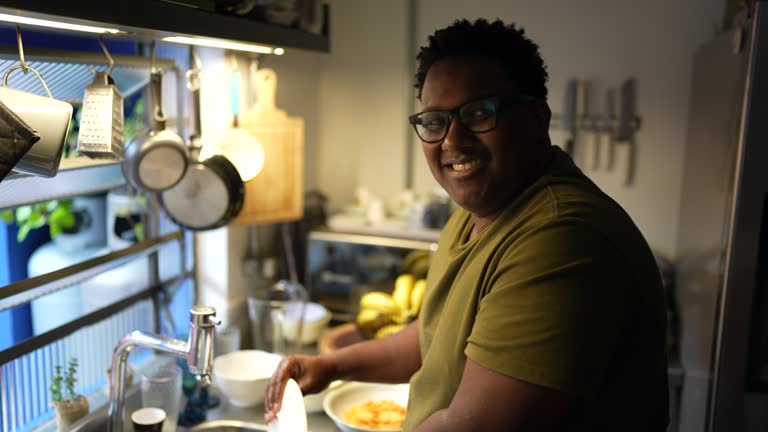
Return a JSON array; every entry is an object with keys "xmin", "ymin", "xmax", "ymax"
[{"xmin": 234, "ymin": 68, "xmax": 304, "ymax": 224}]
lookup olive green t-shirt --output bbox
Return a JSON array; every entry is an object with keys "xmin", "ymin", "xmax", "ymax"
[{"xmin": 403, "ymin": 146, "xmax": 668, "ymax": 431}]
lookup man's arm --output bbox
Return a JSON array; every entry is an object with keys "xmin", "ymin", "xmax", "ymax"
[
  {"xmin": 415, "ymin": 358, "xmax": 576, "ymax": 431},
  {"xmin": 327, "ymin": 319, "xmax": 421, "ymax": 383}
]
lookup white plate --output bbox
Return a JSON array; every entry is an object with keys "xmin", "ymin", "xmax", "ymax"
[{"xmin": 268, "ymin": 378, "xmax": 307, "ymax": 432}]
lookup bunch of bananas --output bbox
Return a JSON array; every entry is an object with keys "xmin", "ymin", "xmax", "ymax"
[
  {"xmin": 402, "ymin": 249, "xmax": 430, "ymax": 280},
  {"xmin": 356, "ymin": 274, "xmax": 427, "ymax": 339}
]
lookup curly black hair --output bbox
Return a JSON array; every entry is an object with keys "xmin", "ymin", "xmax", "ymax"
[{"xmin": 414, "ymin": 19, "xmax": 548, "ymax": 100}]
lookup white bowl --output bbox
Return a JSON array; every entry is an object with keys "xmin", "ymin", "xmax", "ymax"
[
  {"xmin": 213, "ymin": 350, "xmax": 282, "ymax": 407},
  {"xmin": 323, "ymin": 382, "xmax": 409, "ymax": 432},
  {"xmin": 281, "ymin": 302, "xmax": 332, "ymax": 345}
]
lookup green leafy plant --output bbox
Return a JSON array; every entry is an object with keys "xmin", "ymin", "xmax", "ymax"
[
  {"xmin": 50, "ymin": 358, "xmax": 80, "ymax": 403},
  {"xmin": 0, "ymin": 200, "xmax": 77, "ymax": 242},
  {"xmin": 0, "ymin": 94, "xmax": 148, "ymax": 244}
]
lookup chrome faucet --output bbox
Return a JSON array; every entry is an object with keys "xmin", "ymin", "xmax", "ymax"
[{"xmin": 108, "ymin": 305, "xmax": 220, "ymax": 432}]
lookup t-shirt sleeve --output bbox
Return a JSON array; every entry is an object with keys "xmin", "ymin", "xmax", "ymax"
[{"xmin": 465, "ymin": 220, "xmax": 632, "ymax": 400}]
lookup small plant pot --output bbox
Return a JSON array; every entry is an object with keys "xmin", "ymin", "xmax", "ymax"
[{"xmin": 53, "ymin": 396, "xmax": 89, "ymax": 431}]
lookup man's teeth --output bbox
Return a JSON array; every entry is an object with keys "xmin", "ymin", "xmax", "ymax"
[{"xmin": 452, "ymin": 159, "xmax": 481, "ymax": 172}]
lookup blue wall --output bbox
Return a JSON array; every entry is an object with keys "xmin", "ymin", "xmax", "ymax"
[
  {"xmin": 0, "ymin": 28, "xmax": 140, "ymax": 351},
  {"xmin": 0, "ymin": 222, "xmax": 51, "ymax": 350}
]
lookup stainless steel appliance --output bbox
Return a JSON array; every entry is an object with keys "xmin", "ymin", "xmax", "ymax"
[{"xmin": 674, "ymin": 1, "xmax": 768, "ymax": 431}]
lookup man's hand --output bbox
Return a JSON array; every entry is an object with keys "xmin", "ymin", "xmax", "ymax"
[
  {"xmin": 264, "ymin": 320, "xmax": 421, "ymax": 423},
  {"xmin": 416, "ymin": 358, "xmax": 576, "ymax": 431},
  {"xmin": 264, "ymin": 354, "xmax": 337, "ymax": 423}
]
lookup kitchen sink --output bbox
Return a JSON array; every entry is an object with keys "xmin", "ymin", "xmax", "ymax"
[{"xmin": 190, "ymin": 419, "xmax": 269, "ymax": 431}]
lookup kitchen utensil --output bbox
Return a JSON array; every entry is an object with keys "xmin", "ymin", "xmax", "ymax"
[
  {"xmin": 576, "ymin": 80, "xmax": 599, "ymax": 169},
  {"xmin": 122, "ymin": 54, "xmax": 188, "ymax": 191},
  {"xmin": 322, "ymin": 382, "xmax": 409, "ymax": 432},
  {"xmin": 140, "ymin": 362, "xmax": 181, "ymax": 432},
  {"xmin": 247, "ymin": 279, "xmax": 308, "ymax": 355},
  {"xmin": 215, "ymin": 67, "xmax": 264, "ymax": 182},
  {"xmin": 561, "ymin": 79, "xmax": 577, "ymax": 156},
  {"xmin": 77, "ymin": 71, "xmax": 124, "ymax": 159},
  {"xmin": 235, "ymin": 66, "xmax": 304, "ymax": 224},
  {"xmin": 130, "ymin": 407, "xmax": 166, "ymax": 432},
  {"xmin": 600, "ymin": 87, "xmax": 617, "ymax": 170},
  {"xmin": 212, "ymin": 350, "xmax": 282, "ymax": 407},
  {"xmin": 616, "ymin": 78, "xmax": 641, "ymax": 186},
  {"xmin": 77, "ymin": 37, "xmax": 124, "ymax": 159},
  {"xmin": 268, "ymin": 378, "xmax": 307, "ymax": 432},
  {"xmin": 0, "ymin": 65, "xmax": 72, "ymax": 177},
  {"xmin": 213, "ymin": 325, "xmax": 241, "ymax": 357},
  {"xmin": 160, "ymin": 58, "xmax": 245, "ymax": 231},
  {"xmin": 0, "ymin": 98, "xmax": 39, "ymax": 182},
  {"xmin": 280, "ymin": 301, "xmax": 331, "ymax": 345},
  {"xmin": 160, "ymin": 145, "xmax": 245, "ymax": 230}
]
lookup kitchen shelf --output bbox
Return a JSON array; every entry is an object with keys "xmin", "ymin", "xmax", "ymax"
[
  {"xmin": 0, "ymin": 0, "xmax": 329, "ymax": 53},
  {"xmin": 0, "ymin": 45, "xmax": 178, "ymax": 103},
  {"xmin": 309, "ymin": 226, "xmax": 440, "ymax": 252},
  {"xmin": 0, "ymin": 230, "xmax": 183, "ymax": 313},
  {"xmin": 0, "ymin": 156, "xmax": 125, "ymax": 211}
]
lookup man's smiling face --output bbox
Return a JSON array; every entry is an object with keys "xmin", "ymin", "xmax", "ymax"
[{"xmin": 419, "ymin": 55, "xmax": 550, "ymax": 219}]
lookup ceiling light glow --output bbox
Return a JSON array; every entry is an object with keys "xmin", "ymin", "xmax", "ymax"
[
  {"xmin": 162, "ymin": 36, "xmax": 276, "ymax": 54},
  {"xmin": 0, "ymin": 13, "xmax": 121, "ymax": 34}
]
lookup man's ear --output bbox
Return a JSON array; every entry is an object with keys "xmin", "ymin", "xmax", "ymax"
[{"xmin": 534, "ymin": 101, "xmax": 552, "ymax": 132}]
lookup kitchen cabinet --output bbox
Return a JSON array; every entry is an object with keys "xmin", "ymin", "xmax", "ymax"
[{"xmin": 0, "ymin": 0, "xmax": 329, "ymax": 53}]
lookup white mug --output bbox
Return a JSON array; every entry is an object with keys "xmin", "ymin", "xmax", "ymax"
[{"xmin": 0, "ymin": 65, "xmax": 72, "ymax": 177}]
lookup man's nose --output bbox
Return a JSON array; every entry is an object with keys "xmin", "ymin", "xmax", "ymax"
[{"xmin": 441, "ymin": 118, "xmax": 473, "ymax": 151}]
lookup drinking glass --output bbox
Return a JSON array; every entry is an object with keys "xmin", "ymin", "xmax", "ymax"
[
  {"xmin": 214, "ymin": 325, "xmax": 241, "ymax": 357},
  {"xmin": 141, "ymin": 360, "xmax": 182, "ymax": 432}
]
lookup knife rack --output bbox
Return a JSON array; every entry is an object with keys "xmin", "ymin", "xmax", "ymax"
[{"xmin": 550, "ymin": 77, "xmax": 641, "ymax": 140}]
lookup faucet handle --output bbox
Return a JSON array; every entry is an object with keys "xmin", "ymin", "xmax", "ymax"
[{"xmin": 189, "ymin": 305, "xmax": 220, "ymax": 327}]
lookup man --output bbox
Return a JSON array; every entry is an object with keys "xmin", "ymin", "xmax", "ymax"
[{"xmin": 265, "ymin": 18, "xmax": 669, "ymax": 431}]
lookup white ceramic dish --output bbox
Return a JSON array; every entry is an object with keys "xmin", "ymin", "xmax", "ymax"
[
  {"xmin": 213, "ymin": 350, "xmax": 282, "ymax": 407},
  {"xmin": 281, "ymin": 302, "xmax": 332, "ymax": 344},
  {"xmin": 323, "ymin": 382, "xmax": 409, "ymax": 432},
  {"xmin": 268, "ymin": 378, "xmax": 307, "ymax": 432}
]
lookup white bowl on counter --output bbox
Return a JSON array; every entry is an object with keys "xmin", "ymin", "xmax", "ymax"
[
  {"xmin": 213, "ymin": 350, "xmax": 282, "ymax": 407},
  {"xmin": 281, "ymin": 302, "xmax": 332, "ymax": 345},
  {"xmin": 323, "ymin": 382, "xmax": 409, "ymax": 432}
]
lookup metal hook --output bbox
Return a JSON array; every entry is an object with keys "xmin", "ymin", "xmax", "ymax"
[
  {"xmin": 149, "ymin": 40, "xmax": 156, "ymax": 73},
  {"xmin": 16, "ymin": 25, "xmax": 28, "ymax": 74},
  {"xmin": 98, "ymin": 36, "xmax": 114, "ymax": 75},
  {"xmin": 186, "ymin": 47, "xmax": 203, "ymax": 92},
  {"xmin": 191, "ymin": 47, "xmax": 203, "ymax": 72}
]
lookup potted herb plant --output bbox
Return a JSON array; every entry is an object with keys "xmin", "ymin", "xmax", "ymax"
[{"xmin": 50, "ymin": 357, "xmax": 89, "ymax": 431}]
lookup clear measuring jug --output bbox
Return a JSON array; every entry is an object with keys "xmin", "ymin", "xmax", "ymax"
[{"xmin": 247, "ymin": 279, "xmax": 308, "ymax": 355}]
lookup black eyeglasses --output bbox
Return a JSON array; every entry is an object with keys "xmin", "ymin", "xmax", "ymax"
[{"xmin": 407, "ymin": 95, "xmax": 534, "ymax": 144}]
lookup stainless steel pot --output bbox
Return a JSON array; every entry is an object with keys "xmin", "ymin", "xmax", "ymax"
[
  {"xmin": 160, "ymin": 144, "xmax": 245, "ymax": 230},
  {"xmin": 122, "ymin": 70, "xmax": 188, "ymax": 192}
]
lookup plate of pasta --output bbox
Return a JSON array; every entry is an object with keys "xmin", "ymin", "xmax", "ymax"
[{"xmin": 323, "ymin": 382, "xmax": 409, "ymax": 432}]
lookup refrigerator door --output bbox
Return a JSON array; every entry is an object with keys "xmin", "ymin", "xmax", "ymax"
[
  {"xmin": 674, "ymin": 8, "xmax": 750, "ymax": 432},
  {"xmin": 710, "ymin": 1, "xmax": 768, "ymax": 431},
  {"xmin": 677, "ymin": 2, "xmax": 768, "ymax": 431}
]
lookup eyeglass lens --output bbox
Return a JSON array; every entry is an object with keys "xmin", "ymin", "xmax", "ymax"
[{"xmin": 412, "ymin": 98, "xmax": 499, "ymax": 143}]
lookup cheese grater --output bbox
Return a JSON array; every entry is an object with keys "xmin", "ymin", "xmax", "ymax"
[{"xmin": 77, "ymin": 71, "xmax": 124, "ymax": 159}]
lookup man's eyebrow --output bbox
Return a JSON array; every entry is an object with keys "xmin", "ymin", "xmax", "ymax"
[{"xmin": 419, "ymin": 94, "xmax": 499, "ymax": 113}]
